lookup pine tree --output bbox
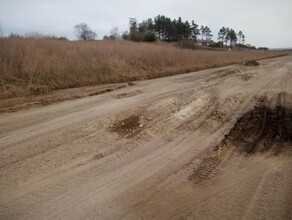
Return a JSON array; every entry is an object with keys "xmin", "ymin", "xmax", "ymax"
[
  {"xmin": 191, "ymin": 21, "xmax": 200, "ymax": 41},
  {"xmin": 200, "ymin": 25, "xmax": 212, "ymax": 44},
  {"xmin": 218, "ymin": 27, "xmax": 226, "ymax": 47},
  {"xmin": 227, "ymin": 29, "xmax": 237, "ymax": 46},
  {"xmin": 237, "ymin": 30, "xmax": 243, "ymax": 44}
]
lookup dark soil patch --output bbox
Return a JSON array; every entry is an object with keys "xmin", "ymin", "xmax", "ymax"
[
  {"xmin": 116, "ymin": 90, "xmax": 142, "ymax": 99},
  {"xmin": 206, "ymin": 69, "xmax": 240, "ymax": 82},
  {"xmin": 225, "ymin": 105, "xmax": 292, "ymax": 155},
  {"xmin": 110, "ymin": 115, "xmax": 143, "ymax": 137},
  {"xmin": 244, "ymin": 60, "xmax": 260, "ymax": 66},
  {"xmin": 93, "ymin": 152, "xmax": 106, "ymax": 160},
  {"xmin": 190, "ymin": 102, "xmax": 292, "ymax": 183},
  {"xmin": 128, "ymin": 82, "xmax": 135, "ymax": 86}
]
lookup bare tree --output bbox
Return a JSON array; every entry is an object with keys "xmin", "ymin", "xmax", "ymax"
[
  {"xmin": 25, "ymin": 32, "xmax": 45, "ymax": 39},
  {"xmin": 74, "ymin": 23, "xmax": 97, "ymax": 40},
  {"xmin": 0, "ymin": 23, "xmax": 3, "ymax": 37},
  {"xmin": 9, "ymin": 33, "xmax": 22, "ymax": 38},
  {"xmin": 109, "ymin": 27, "xmax": 120, "ymax": 40}
]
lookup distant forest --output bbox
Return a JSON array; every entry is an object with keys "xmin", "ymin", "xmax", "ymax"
[
  {"xmin": 2, "ymin": 14, "xmax": 267, "ymax": 49},
  {"xmin": 117, "ymin": 15, "xmax": 246, "ymax": 48}
]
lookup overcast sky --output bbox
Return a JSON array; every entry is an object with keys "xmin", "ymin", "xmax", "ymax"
[{"xmin": 0, "ymin": 0, "xmax": 291, "ymax": 48}]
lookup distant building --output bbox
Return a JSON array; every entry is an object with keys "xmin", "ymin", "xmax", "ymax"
[
  {"xmin": 195, "ymin": 40, "xmax": 204, "ymax": 46},
  {"xmin": 196, "ymin": 39, "xmax": 212, "ymax": 46}
]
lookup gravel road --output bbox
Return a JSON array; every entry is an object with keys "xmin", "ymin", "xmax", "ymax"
[{"xmin": 0, "ymin": 55, "xmax": 291, "ymax": 220}]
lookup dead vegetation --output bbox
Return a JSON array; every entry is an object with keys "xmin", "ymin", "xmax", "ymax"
[{"xmin": 0, "ymin": 38, "xmax": 285, "ymax": 99}]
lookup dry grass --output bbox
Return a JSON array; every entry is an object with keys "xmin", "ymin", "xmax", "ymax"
[{"xmin": 0, "ymin": 38, "xmax": 285, "ymax": 98}]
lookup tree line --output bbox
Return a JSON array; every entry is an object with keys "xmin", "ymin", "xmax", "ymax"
[
  {"xmin": 122, "ymin": 16, "xmax": 202, "ymax": 42},
  {"xmin": 0, "ymin": 17, "xmax": 250, "ymax": 48},
  {"xmin": 119, "ymin": 15, "xmax": 247, "ymax": 47},
  {"xmin": 218, "ymin": 27, "xmax": 245, "ymax": 47}
]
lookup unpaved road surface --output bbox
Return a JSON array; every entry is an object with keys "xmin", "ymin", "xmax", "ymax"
[{"xmin": 1, "ymin": 55, "xmax": 292, "ymax": 220}]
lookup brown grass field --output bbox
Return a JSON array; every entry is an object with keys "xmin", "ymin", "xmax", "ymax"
[{"xmin": 0, "ymin": 38, "xmax": 285, "ymax": 99}]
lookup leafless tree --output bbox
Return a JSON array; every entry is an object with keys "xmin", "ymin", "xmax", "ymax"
[
  {"xmin": 0, "ymin": 23, "xmax": 3, "ymax": 37},
  {"xmin": 74, "ymin": 23, "xmax": 97, "ymax": 40},
  {"xmin": 25, "ymin": 32, "xmax": 45, "ymax": 39},
  {"xmin": 109, "ymin": 27, "xmax": 120, "ymax": 40}
]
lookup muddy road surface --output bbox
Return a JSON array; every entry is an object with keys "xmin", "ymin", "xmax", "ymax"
[{"xmin": 1, "ymin": 55, "xmax": 292, "ymax": 220}]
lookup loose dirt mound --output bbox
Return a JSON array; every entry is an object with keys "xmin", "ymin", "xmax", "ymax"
[
  {"xmin": 232, "ymin": 105, "xmax": 292, "ymax": 154},
  {"xmin": 110, "ymin": 115, "xmax": 143, "ymax": 137},
  {"xmin": 191, "ymin": 102, "xmax": 292, "ymax": 183},
  {"xmin": 244, "ymin": 60, "xmax": 260, "ymax": 66}
]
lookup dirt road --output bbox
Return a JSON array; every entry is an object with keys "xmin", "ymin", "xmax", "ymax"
[{"xmin": 0, "ymin": 55, "xmax": 291, "ymax": 220}]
